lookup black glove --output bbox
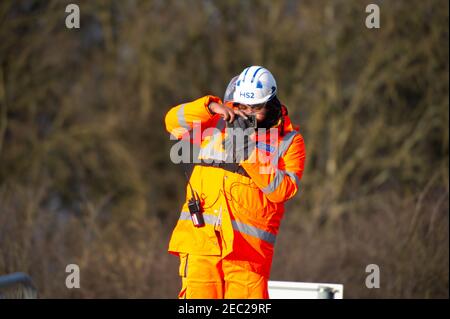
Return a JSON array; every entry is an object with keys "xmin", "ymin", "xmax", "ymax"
[{"xmin": 223, "ymin": 115, "xmax": 256, "ymax": 163}]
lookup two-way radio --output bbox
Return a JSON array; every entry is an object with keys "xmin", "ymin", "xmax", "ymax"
[{"xmin": 184, "ymin": 171, "xmax": 205, "ymax": 227}]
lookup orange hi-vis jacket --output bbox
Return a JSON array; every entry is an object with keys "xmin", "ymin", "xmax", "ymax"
[{"xmin": 165, "ymin": 95, "xmax": 306, "ymax": 277}]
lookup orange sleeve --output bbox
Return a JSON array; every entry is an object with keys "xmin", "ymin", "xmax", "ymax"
[
  {"xmin": 165, "ymin": 95, "xmax": 222, "ymax": 140},
  {"xmin": 240, "ymin": 133, "xmax": 306, "ymax": 203}
]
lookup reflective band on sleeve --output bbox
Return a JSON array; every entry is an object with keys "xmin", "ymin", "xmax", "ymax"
[
  {"xmin": 262, "ymin": 170, "xmax": 300, "ymax": 195},
  {"xmin": 177, "ymin": 104, "xmax": 190, "ymax": 130},
  {"xmin": 231, "ymin": 220, "xmax": 276, "ymax": 245},
  {"xmin": 269, "ymin": 130, "xmax": 297, "ymax": 167},
  {"xmin": 285, "ymin": 171, "xmax": 301, "ymax": 189},
  {"xmin": 261, "ymin": 131, "xmax": 300, "ymax": 194},
  {"xmin": 262, "ymin": 170, "xmax": 285, "ymax": 194},
  {"xmin": 278, "ymin": 131, "xmax": 298, "ymax": 157}
]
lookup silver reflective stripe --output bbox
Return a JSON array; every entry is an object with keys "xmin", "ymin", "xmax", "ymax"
[
  {"xmin": 262, "ymin": 170, "xmax": 301, "ymax": 194},
  {"xmin": 262, "ymin": 170, "xmax": 286, "ymax": 194},
  {"xmin": 285, "ymin": 171, "xmax": 301, "ymax": 189},
  {"xmin": 177, "ymin": 104, "xmax": 190, "ymax": 130},
  {"xmin": 278, "ymin": 131, "xmax": 298, "ymax": 157},
  {"xmin": 231, "ymin": 220, "xmax": 276, "ymax": 245},
  {"xmin": 263, "ymin": 131, "xmax": 299, "ymax": 194},
  {"xmin": 268, "ymin": 130, "xmax": 298, "ymax": 170},
  {"xmin": 179, "ymin": 211, "xmax": 217, "ymax": 225}
]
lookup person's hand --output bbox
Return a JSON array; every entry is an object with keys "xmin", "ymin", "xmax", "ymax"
[{"xmin": 208, "ymin": 102, "xmax": 248, "ymax": 123}]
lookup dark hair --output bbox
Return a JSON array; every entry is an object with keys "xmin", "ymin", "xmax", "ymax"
[
  {"xmin": 258, "ymin": 95, "xmax": 283, "ymax": 129},
  {"xmin": 266, "ymin": 95, "xmax": 282, "ymax": 111}
]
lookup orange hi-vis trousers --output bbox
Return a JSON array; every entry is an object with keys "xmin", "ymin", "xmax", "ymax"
[{"xmin": 178, "ymin": 232, "xmax": 269, "ymax": 299}]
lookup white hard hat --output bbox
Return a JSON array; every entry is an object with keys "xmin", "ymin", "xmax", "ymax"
[{"xmin": 231, "ymin": 66, "xmax": 277, "ymax": 105}]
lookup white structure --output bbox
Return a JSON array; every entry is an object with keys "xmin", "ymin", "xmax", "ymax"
[{"xmin": 268, "ymin": 281, "xmax": 343, "ymax": 299}]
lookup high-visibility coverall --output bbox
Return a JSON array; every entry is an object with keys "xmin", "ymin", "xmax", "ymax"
[{"xmin": 165, "ymin": 95, "xmax": 306, "ymax": 299}]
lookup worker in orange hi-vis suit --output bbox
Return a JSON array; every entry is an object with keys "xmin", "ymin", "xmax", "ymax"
[{"xmin": 165, "ymin": 66, "xmax": 306, "ymax": 299}]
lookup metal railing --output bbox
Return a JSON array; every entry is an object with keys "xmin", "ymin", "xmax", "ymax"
[
  {"xmin": 0, "ymin": 272, "xmax": 38, "ymax": 299},
  {"xmin": 268, "ymin": 281, "xmax": 344, "ymax": 299}
]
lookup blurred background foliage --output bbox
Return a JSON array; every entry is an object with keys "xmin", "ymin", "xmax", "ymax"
[{"xmin": 0, "ymin": 0, "xmax": 448, "ymax": 298}]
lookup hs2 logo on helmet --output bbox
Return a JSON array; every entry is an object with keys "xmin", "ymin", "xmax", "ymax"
[{"xmin": 240, "ymin": 92, "xmax": 255, "ymax": 99}]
